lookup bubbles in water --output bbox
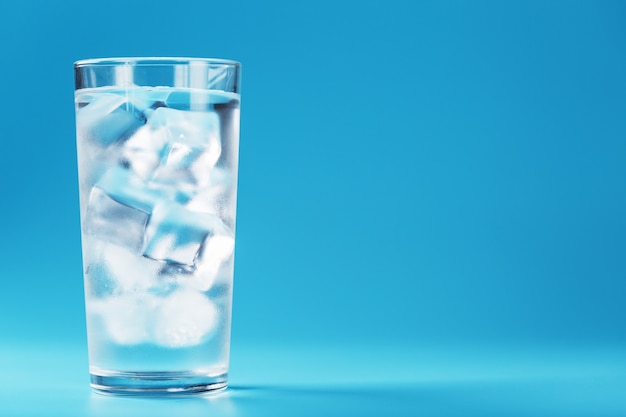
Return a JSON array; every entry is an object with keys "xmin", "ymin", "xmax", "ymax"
[
  {"xmin": 152, "ymin": 290, "xmax": 218, "ymax": 348},
  {"xmin": 78, "ymin": 88, "xmax": 239, "ymax": 350}
]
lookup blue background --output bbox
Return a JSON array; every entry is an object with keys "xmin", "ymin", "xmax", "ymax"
[{"xmin": 1, "ymin": 0, "xmax": 625, "ymax": 415}]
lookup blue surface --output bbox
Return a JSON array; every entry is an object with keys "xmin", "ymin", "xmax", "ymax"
[
  {"xmin": 0, "ymin": 0, "xmax": 625, "ymax": 415},
  {"xmin": 2, "ymin": 343, "xmax": 626, "ymax": 416}
]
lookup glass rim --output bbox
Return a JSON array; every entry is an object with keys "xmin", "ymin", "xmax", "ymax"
[{"xmin": 74, "ymin": 57, "xmax": 241, "ymax": 68}]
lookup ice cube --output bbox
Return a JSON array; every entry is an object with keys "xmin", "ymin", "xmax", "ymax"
[
  {"xmin": 162, "ymin": 212, "xmax": 235, "ymax": 292},
  {"xmin": 152, "ymin": 289, "xmax": 218, "ymax": 347},
  {"xmin": 164, "ymin": 89, "xmax": 216, "ymax": 112},
  {"xmin": 76, "ymin": 93, "xmax": 148, "ymax": 148},
  {"xmin": 120, "ymin": 124, "xmax": 168, "ymax": 180},
  {"xmin": 102, "ymin": 243, "xmax": 162, "ymax": 292},
  {"xmin": 148, "ymin": 142, "xmax": 224, "ymax": 202},
  {"xmin": 96, "ymin": 165, "xmax": 162, "ymax": 213},
  {"xmin": 150, "ymin": 142, "xmax": 202, "ymax": 189},
  {"xmin": 142, "ymin": 200, "xmax": 235, "ymax": 271},
  {"xmin": 83, "ymin": 166, "xmax": 164, "ymax": 250},
  {"xmin": 75, "ymin": 92, "xmax": 164, "ymax": 188},
  {"xmin": 84, "ymin": 187, "xmax": 150, "ymax": 251},
  {"xmin": 142, "ymin": 202, "xmax": 212, "ymax": 266},
  {"xmin": 149, "ymin": 107, "xmax": 221, "ymax": 163},
  {"xmin": 185, "ymin": 167, "xmax": 233, "ymax": 215},
  {"xmin": 184, "ymin": 232, "xmax": 235, "ymax": 292}
]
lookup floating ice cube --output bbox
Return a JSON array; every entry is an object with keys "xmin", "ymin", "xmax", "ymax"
[
  {"xmin": 142, "ymin": 202, "xmax": 211, "ymax": 266},
  {"xmin": 121, "ymin": 125, "xmax": 168, "ymax": 180},
  {"xmin": 162, "ymin": 90, "xmax": 212, "ymax": 112},
  {"xmin": 148, "ymin": 142, "xmax": 224, "ymax": 202},
  {"xmin": 76, "ymin": 93, "xmax": 148, "ymax": 148},
  {"xmin": 121, "ymin": 107, "xmax": 221, "ymax": 187},
  {"xmin": 84, "ymin": 187, "xmax": 150, "ymax": 251},
  {"xmin": 83, "ymin": 166, "xmax": 164, "ymax": 250},
  {"xmin": 149, "ymin": 107, "xmax": 221, "ymax": 162},
  {"xmin": 160, "ymin": 211, "xmax": 235, "ymax": 292},
  {"xmin": 142, "ymin": 201, "xmax": 235, "ymax": 271},
  {"xmin": 164, "ymin": 90, "xmax": 196, "ymax": 111},
  {"xmin": 75, "ymin": 92, "xmax": 164, "ymax": 182},
  {"xmin": 96, "ymin": 166, "xmax": 162, "ymax": 213},
  {"xmin": 149, "ymin": 143, "xmax": 202, "ymax": 191},
  {"xmin": 152, "ymin": 289, "xmax": 218, "ymax": 347}
]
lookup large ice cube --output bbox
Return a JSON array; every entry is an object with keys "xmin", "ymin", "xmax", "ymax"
[
  {"xmin": 120, "ymin": 124, "xmax": 168, "ymax": 179},
  {"xmin": 96, "ymin": 166, "xmax": 162, "ymax": 213},
  {"xmin": 148, "ymin": 142, "xmax": 224, "ymax": 203},
  {"xmin": 75, "ymin": 91, "xmax": 164, "ymax": 191},
  {"xmin": 152, "ymin": 289, "xmax": 218, "ymax": 347},
  {"xmin": 121, "ymin": 106, "xmax": 221, "ymax": 187},
  {"xmin": 164, "ymin": 89, "xmax": 219, "ymax": 112},
  {"xmin": 76, "ymin": 93, "xmax": 148, "ymax": 148},
  {"xmin": 148, "ymin": 142, "xmax": 202, "ymax": 197},
  {"xmin": 142, "ymin": 202, "xmax": 210, "ymax": 266},
  {"xmin": 156, "ymin": 210, "xmax": 235, "ymax": 292},
  {"xmin": 142, "ymin": 202, "xmax": 234, "ymax": 270},
  {"xmin": 84, "ymin": 187, "xmax": 149, "ymax": 251},
  {"xmin": 155, "ymin": 143, "xmax": 203, "ymax": 183},
  {"xmin": 149, "ymin": 107, "xmax": 221, "ymax": 163},
  {"xmin": 83, "ymin": 166, "xmax": 162, "ymax": 250},
  {"xmin": 120, "ymin": 99, "xmax": 176, "ymax": 180}
]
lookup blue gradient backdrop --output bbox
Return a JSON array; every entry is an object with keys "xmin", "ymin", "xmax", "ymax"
[{"xmin": 0, "ymin": 0, "xmax": 625, "ymax": 415}]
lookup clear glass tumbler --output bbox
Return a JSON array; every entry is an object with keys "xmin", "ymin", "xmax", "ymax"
[{"xmin": 73, "ymin": 57, "xmax": 241, "ymax": 395}]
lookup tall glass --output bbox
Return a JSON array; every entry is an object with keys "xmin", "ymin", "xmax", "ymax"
[{"xmin": 73, "ymin": 58, "xmax": 241, "ymax": 395}]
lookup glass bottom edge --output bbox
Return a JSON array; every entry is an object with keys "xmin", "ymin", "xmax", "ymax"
[{"xmin": 90, "ymin": 371, "xmax": 228, "ymax": 396}]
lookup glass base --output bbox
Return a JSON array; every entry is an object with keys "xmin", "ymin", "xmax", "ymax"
[{"xmin": 90, "ymin": 370, "xmax": 228, "ymax": 396}]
